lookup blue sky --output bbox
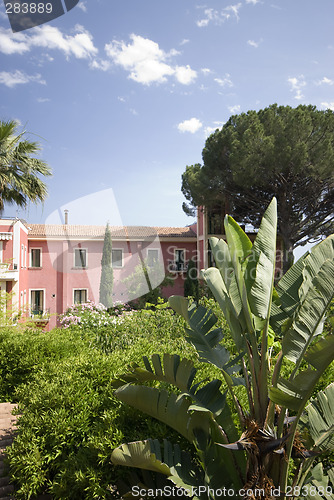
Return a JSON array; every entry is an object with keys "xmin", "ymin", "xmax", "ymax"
[{"xmin": 1, "ymin": 0, "xmax": 334, "ymax": 235}]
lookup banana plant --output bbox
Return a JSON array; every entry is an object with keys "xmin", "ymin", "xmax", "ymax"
[{"xmin": 111, "ymin": 198, "xmax": 334, "ymax": 499}]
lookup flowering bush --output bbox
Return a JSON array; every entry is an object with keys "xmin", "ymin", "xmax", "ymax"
[
  {"xmin": 108, "ymin": 302, "xmax": 133, "ymax": 317},
  {"xmin": 59, "ymin": 301, "xmax": 122, "ymax": 330}
]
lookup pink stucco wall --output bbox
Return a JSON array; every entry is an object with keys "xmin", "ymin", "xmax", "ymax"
[
  {"xmin": 161, "ymin": 241, "xmax": 198, "ymax": 296},
  {"xmin": 0, "ymin": 221, "xmax": 29, "ymax": 317},
  {"xmin": 26, "ymin": 237, "xmax": 198, "ymax": 329}
]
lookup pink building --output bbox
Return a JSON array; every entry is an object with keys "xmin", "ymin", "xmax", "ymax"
[{"xmin": 0, "ymin": 218, "xmax": 198, "ymax": 329}]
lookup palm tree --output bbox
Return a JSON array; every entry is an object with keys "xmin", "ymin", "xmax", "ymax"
[{"xmin": 0, "ymin": 120, "xmax": 52, "ymax": 212}]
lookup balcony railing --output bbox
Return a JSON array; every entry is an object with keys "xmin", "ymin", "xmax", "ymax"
[
  {"xmin": 30, "ymin": 307, "xmax": 50, "ymax": 322},
  {"xmin": 167, "ymin": 261, "xmax": 188, "ymax": 272},
  {"xmin": 0, "ymin": 262, "xmax": 18, "ymax": 280}
]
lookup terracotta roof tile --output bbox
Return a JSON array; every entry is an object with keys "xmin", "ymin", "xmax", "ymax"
[{"xmin": 28, "ymin": 224, "xmax": 197, "ymax": 239}]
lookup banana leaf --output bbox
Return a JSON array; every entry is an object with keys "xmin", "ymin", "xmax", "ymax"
[
  {"xmin": 282, "ymin": 259, "xmax": 334, "ymax": 368},
  {"xmin": 271, "ymin": 235, "xmax": 334, "ymax": 341},
  {"xmin": 301, "ymin": 382, "xmax": 334, "ymax": 452},
  {"xmin": 269, "ymin": 336, "xmax": 334, "ymax": 412},
  {"xmin": 302, "ymin": 463, "xmax": 334, "ymax": 500},
  {"xmin": 111, "ymin": 439, "xmax": 205, "ymax": 498}
]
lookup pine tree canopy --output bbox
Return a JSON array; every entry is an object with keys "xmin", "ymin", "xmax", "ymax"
[{"xmin": 182, "ymin": 104, "xmax": 334, "ymax": 272}]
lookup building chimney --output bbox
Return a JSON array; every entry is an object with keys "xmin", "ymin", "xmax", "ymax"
[{"xmin": 64, "ymin": 209, "xmax": 69, "ymax": 225}]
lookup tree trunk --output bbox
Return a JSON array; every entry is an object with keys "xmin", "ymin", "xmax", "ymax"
[
  {"xmin": 277, "ymin": 192, "xmax": 295, "ymax": 275},
  {"xmin": 281, "ymin": 237, "xmax": 294, "ymax": 275}
]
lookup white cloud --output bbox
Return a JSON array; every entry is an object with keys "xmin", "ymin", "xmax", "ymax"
[
  {"xmin": 288, "ymin": 75, "xmax": 306, "ymax": 100},
  {"xmin": 201, "ymin": 68, "xmax": 212, "ymax": 75},
  {"xmin": 0, "ymin": 25, "xmax": 98, "ymax": 59},
  {"xmin": 0, "ymin": 29, "xmax": 30, "ymax": 55},
  {"xmin": 214, "ymin": 73, "xmax": 233, "ymax": 87},
  {"xmin": 247, "ymin": 38, "xmax": 262, "ymax": 48},
  {"xmin": 180, "ymin": 39, "xmax": 189, "ymax": 46},
  {"xmin": 174, "ymin": 65, "xmax": 197, "ymax": 85},
  {"xmin": 204, "ymin": 126, "xmax": 217, "ymax": 136},
  {"xmin": 105, "ymin": 34, "xmax": 197, "ymax": 86},
  {"xmin": 32, "ymin": 24, "xmax": 98, "ymax": 59},
  {"xmin": 226, "ymin": 3, "xmax": 242, "ymax": 20},
  {"xmin": 228, "ymin": 104, "xmax": 241, "ymax": 114},
  {"xmin": 177, "ymin": 117, "xmax": 203, "ymax": 133},
  {"xmin": 77, "ymin": 1, "xmax": 87, "ymax": 12},
  {"xmin": 90, "ymin": 59, "xmax": 110, "ymax": 71},
  {"xmin": 316, "ymin": 76, "xmax": 334, "ymax": 85},
  {"xmin": 37, "ymin": 97, "xmax": 50, "ymax": 102},
  {"xmin": 197, "ymin": 3, "xmax": 242, "ymax": 27},
  {"xmin": 0, "ymin": 70, "xmax": 45, "ymax": 87},
  {"xmin": 321, "ymin": 102, "xmax": 334, "ymax": 111},
  {"xmin": 245, "ymin": 0, "xmax": 260, "ymax": 4},
  {"xmin": 204, "ymin": 121, "xmax": 225, "ymax": 136}
]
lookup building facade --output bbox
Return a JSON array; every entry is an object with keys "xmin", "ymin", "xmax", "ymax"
[
  {"xmin": 0, "ymin": 218, "xmax": 198, "ymax": 329},
  {"xmin": 0, "ymin": 210, "xmax": 282, "ymax": 330}
]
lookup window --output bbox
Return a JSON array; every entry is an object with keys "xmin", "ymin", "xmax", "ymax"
[
  {"xmin": 112, "ymin": 249, "xmax": 123, "ymax": 268},
  {"xmin": 21, "ymin": 244, "xmax": 24, "ymax": 268},
  {"xmin": 175, "ymin": 249, "xmax": 186, "ymax": 271},
  {"xmin": 30, "ymin": 248, "xmax": 41, "ymax": 268},
  {"xmin": 74, "ymin": 248, "xmax": 87, "ymax": 268},
  {"xmin": 30, "ymin": 290, "xmax": 44, "ymax": 316},
  {"xmin": 73, "ymin": 289, "xmax": 87, "ymax": 304},
  {"xmin": 24, "ymin": 246, "xmax": 27, "ymax": 268},
  {"xmin": 147, "ymin": 249, "xmax": 159, "ymax": 267}
]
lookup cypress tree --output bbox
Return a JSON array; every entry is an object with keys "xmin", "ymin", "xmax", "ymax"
[{"xmin": 99, "ymin": 223, "xmax": 113, "ymax": 308}]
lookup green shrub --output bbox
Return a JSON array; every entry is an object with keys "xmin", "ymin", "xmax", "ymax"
[{"xmin": 1, "ymin": 309, "xmax": 198, "ymax": 499}]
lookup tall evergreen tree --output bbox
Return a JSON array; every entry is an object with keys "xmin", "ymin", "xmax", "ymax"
[{"xmin": 99, "ymin": 223, "xmax": 113, "ymax": 308}]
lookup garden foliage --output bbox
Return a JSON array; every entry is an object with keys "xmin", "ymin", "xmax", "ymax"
[{"xmin": 0, "ymin": 305, "xmax": 198, "ymax": 499}]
